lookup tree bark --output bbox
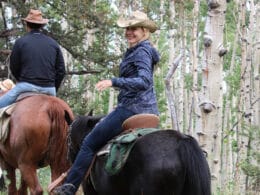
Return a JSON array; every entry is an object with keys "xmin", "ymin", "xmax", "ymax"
[
  {"xmin": 191, "ymin": 0, "xmax": 202, "ymax": 138},
  {"xmin": 165, "ymin": 52, "xmax": 183, "ymax": 131},
  {"xmin": 165, "ymin": 0, "xmax": 177, "ymax": 128},
  {"xmin": 253, "ymin": 3, "xmax": 260, "ymax": 131},
  {"xmin": 201, "ymin": 0, "xmax": 226, "ymax": 191}
]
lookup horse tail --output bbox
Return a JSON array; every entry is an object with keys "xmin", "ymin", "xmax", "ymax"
[
  {"xmin": 47, "ymin": 97, "xmax": 74, "ymax": 175},
  {"xmin": 178, "ymin": 135, "xmax": 211, "ymax": 195}
]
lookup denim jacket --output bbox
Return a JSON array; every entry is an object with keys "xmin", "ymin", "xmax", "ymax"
[{"xmin": 111, "ymin": 40, "xmax": 160, "ymax": 115}]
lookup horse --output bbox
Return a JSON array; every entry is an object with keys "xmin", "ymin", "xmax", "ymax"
[
  {"xmin": 68, "ymin": 112, "xmax": 211, "ymax": 195},
  {"xmin": 0, "ymin": 94, "xmax": 74, "ymax": 195}
]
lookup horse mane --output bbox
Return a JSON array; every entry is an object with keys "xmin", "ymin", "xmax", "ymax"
[{"xmin": 68, "ymin": 114, "xmax": 104, "ymax": 162}]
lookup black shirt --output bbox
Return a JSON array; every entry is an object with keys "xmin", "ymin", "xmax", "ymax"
[{"xmin": 10, "ymin": 29, "xmax": 65, "ymax": 91}]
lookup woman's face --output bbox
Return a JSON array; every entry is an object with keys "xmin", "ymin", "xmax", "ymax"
[{"xmin": 125, "ymin": 27, "xmax": 146, "ymax": 47}]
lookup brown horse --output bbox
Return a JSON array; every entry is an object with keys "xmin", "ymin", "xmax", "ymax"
[{"xmin": 0, "ymin": 94, "xmax": 74, "ymax": 195}]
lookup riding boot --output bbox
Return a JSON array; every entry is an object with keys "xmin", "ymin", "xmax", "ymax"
[{"xmin": 52, "ymin": 183, "xmax": 76, "ymax": 195}]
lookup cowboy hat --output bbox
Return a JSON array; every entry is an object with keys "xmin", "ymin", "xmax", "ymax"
[
  {"xmin": 0, "ymin": 79, "xmax": 15, "ymax": 92},
  {"xmin": 22, "ymin": 9, "xmax": 49, "ymax": 24},
  {"xmin": 117, "ymin": 11, "xmax": 157, "ymax": 33}
]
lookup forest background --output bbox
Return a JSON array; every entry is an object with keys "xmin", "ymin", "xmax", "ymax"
[{"xmin": 0, "ymin": 0, "xmax": 259, "ymax": 194}]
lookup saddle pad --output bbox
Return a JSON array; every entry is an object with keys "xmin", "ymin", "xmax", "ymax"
[
  {"xmin": 104, "ymin": 128, "xmax": 160, "ymax": 175},
  {"xmin": 0, "ymin": 104, "xmax": 16, "ymax": 143}
]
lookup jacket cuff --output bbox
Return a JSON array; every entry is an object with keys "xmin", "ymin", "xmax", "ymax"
[{"xmin": 111, "ymin": 78, "xmax": 118, "ymax": 87}]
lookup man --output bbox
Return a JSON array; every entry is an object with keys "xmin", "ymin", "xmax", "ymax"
[{"xmin": 0, "ymin": 9, "xmax": 65, "ymax": 108}]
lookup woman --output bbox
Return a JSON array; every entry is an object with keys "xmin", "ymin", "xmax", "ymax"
[{"xmin": 53, "ymin": 10, "xmax": 160, "ymax": 195}]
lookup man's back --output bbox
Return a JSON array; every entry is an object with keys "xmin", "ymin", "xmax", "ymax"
[{"xmin": 10, "ymin": 30, "xmax": 65, "ymax": 89}]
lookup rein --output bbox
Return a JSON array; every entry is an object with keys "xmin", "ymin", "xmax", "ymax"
[{"xmin": 66, "ymin": 121, "xmax": 79, "ymax": 161}]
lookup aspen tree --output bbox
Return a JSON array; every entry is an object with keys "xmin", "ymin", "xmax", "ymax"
[
  {"xmin": 191, "ymin": 0, "xmax": 202, "ymax": 137},
  {"xmin": 201, "ymin": 0, "xmax": 227, "ymax": 192}
]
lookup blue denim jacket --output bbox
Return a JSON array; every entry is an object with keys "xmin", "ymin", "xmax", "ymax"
[{"xmin": 111, "ymin": 40, "xmax": 160, "ymax": 115}]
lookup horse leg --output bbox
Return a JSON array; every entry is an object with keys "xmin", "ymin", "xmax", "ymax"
[
  {"xmin": 6, "ymin": 166, "xmax": 18, "ymax": 195},
  {"xmin": 19, "ymin": 164, "xmax": 43, "ymax": 195},
  {"xmin": 18, "ymin": 177, "xmax": 29, "ymax": 195},
  {"xmin": 82, "ymin": 177, "xmax": 97, "ymax": 195}
]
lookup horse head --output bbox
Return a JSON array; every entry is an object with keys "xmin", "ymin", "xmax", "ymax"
[{"xmin": 68, "ymin": 112, "xmax": 104, "ymax": 163}]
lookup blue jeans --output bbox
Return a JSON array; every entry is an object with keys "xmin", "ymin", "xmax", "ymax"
[
  {"xmin": 65, "ymin": 106, "xmax": 135, "ymax": 192},
  {"xmin": 0, "ymin": 82, "xmax": 56, "ymax": 108}
]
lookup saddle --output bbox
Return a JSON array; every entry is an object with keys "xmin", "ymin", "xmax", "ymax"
[
  {"xmin": 97, "ymin": 113, "xmax": 159, "ymax": 155},
  {"xmin": 16, "ymin": 92, "xmax": 46, "ymax": 101},
  {"xmin": 97, "ymin": 114, "xmax": 160, "ymax": 175},
  {"xmin": 122, "ymin": 113, "xmax": 160, "ymax": 131}
]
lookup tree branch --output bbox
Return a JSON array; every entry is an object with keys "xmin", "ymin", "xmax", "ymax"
[
  {"xmin": 66, "ymin": 70, "xmax": 101, "ymax": 75},
  {"xmin": 164, "ymin": 51, "xmax": 184, "ymax": 131}
]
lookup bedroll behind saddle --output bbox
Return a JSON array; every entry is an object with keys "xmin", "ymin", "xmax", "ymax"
[{"xmin": 0, "ymin": 104, "xmax": 16, "ymax": 143}]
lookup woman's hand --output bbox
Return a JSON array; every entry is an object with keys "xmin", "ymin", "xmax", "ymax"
[{"xmin": 95, "ymin": 80, "xmax": 112, "ymax": 91}]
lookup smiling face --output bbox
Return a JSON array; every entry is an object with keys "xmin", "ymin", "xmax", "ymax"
[{"xmin": 125, "ymin": 27, "xmax": 149, "ymax": 47}]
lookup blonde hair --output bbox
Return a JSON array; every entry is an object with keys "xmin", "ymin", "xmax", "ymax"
[{"xmin": 140, "ymin": 27, "xmax": 150, "ymax": 42}]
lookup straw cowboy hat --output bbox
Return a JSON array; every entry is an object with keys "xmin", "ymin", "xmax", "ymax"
[
  {"xmin": 22, "ymin": 9, "xmax": 49, "ymax": 24},
  {"xmin": 117, "ymin": 11, "xmax": 157, "ymax": 33},
  {"xmin": 0, "ymin": 79, "xmax": 15, "ymax": 92}
]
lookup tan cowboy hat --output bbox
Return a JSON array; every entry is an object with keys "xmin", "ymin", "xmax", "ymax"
[
  {"xmin": 22, "ymin": 9, "xmax": 49, "ymax": 24},
  {"xmin": 117, "ymin": 11, "xmax": 157, "ymax": 33},
  {"xmin": 0, "ymin": 79, "xmax": 15, "ymax": 92}
]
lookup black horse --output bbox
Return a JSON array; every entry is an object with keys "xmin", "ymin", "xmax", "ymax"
[{"xmin": 68, "ymin": 113, "xmax": 211, "ymax": 195}]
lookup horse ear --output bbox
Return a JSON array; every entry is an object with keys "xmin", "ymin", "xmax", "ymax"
[
  {"xmin": 86, "ymin": 109, "xmax": 93, "ymax": 116},
  {"xmin": 88, "ymin": 115, "xmax": 105, "ymax": 128},
  {"xmin": 64, "ymin": 110, "xmax": 73, "ymax": 125}
]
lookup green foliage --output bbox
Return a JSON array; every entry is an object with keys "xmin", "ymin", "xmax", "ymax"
[
  {"xmin": 154, "ymin": 73, "xmax": 168, "ymax": 126},
  {"xmin": 223, "ymin": 1, "xmax": 240, "ymax": 71},
  {"xmin": 184, "ymin": 73, "xmax": 193, "ymax": 90},
  {"xmin": 241, "ymin": 162, "xmax": 260, "ymax": 177},
  {"xmin": 198, "ymin": 0, "xmax": 208, "ymax": 30},
  {"xmin": 225, "ymin": 1, "xmax": 237, "ymax": 41},
  {"xmin": 58, "ymin": 75, "xmax": 90, "ymax": 115},
  {"xmin": 225, "ymin": 64, "xmax": 241, "ymax": 98},
  {"xmin": 175, "ymin": 0, "xmax": 194, "ymax": 12},
  {"xmin": 240, "ymin": 125, "xmax": 260, "ymax": 191},
  {"xmin": 38, "ymin": 167, "xmax": 51, "ymax": 194},
  {"xmin": 231, "ymin": 139, "xmax": 238, "ymax": 152}
]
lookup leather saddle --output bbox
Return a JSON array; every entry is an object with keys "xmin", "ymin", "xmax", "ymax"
[{"xmin": 122, "ymin": 113, "xmax": 160, "ymax": 130}]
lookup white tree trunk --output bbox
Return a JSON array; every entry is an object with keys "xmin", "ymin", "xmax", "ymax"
[
  {"xmin": 234, "ymin": 0, "xmax": 251, "ymax": 193},
  {"xmin": 201, "ymin": 0, "xmax": 226, "ymax": 191},
  {"xmin": 253, "ymin": 4, "xmax": 260, "ymax": 132},
  {"xmin": 165, "ymin": 0, "xmax": 177, "ymax": 129},
  {"xmin": 191, "ymin": 0, "xmax": 202, "ymax": 138},
  {"xmin": 108, "ymin": 88, "xmax": 115, "ymax": 112},
  {"xmin": 251, "ymin": 4, "xmax": 260, "ymax": 192},
  {"xmin": 179, "ymin": 2, "xmax": 188, "ymax": 133},
  {"xmin": 221, "ymin": 1, "xmax": 240, "ymax": 192}
]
